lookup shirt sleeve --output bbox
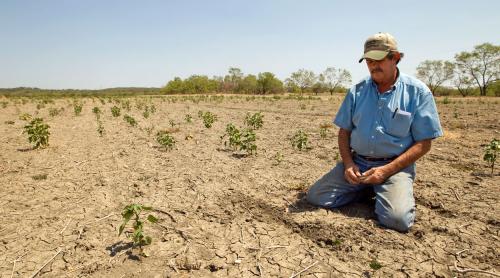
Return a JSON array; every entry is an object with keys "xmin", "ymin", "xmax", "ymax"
[
  {"xmin": 333, "ymin": 89, "xmax": 354, "ymax": 131},
  {"xmin": 411, "ymin": 90, "xmax": 443, "ymax": 141}
]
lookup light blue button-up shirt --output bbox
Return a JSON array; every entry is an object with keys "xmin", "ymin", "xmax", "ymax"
[{"xmin": 334, "ymin": 70, "xmax": 443, "ymax": 158}]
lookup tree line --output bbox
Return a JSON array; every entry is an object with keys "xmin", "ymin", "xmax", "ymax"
[
  {"xmin": 416, "ymin": 42, "xmax": 499, "ymax": 96},
  {"xmin": 160, "ymin": 67, "xmax": 352, "ymax": 95}
]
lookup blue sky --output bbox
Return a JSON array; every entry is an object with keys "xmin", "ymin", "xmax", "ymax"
[{"xmin": 1, "ymin": 0, "xmax": 499, "ymax": 89}]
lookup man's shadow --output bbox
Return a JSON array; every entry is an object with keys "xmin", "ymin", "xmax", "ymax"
[{"xmin": 287, "ymin": 189, "xmax": 376, "ymax": 220}]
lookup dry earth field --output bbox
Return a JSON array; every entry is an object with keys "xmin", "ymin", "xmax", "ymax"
[{"xmin": 0, "ymin": 95, "xmax": 499, "ymax": 278}]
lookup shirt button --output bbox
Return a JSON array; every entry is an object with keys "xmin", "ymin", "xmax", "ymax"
[{"xmin": 371, "ymin": 136, "xmax": 375, "ymax": 139}]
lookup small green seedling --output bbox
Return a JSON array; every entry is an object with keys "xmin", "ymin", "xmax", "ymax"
[
  {"xmin": 119, "ymin": 204, "xmax": 158, "ymax": 248},
  {"xmin": 185, "ymin": 114, "xmax": 193, "ymax": 123},
  {"xmin": 156, "ymin": 130, "xmax": 176, "ymax": 150},
  {"xmin": 202, "ymin": 111, "xmax": 217, "ymax": 128},
  {"xmin": 92, "ymin": 106, "xmax": 101, "ymax": 120},
  {"xmin": 143, "ymin": 107, "xmax": 150, "ymax": 119},
  {"xmin": 320, "ymin": 127, "xmax": 328, "ymax": 138},
  {"xmin": 124, "ymin": 115, "xmax": 138, "ymax": 127},
  {"xmin": 23, "ymin": 118, "xmax": 50, "ymax": 149},
  {"xmin": 483, "ymin": 138, "xmax": 499, "ymax": 176},
  {"xmin": 111, "ymin": 106, "xmax": 121, "ymax": 117},
  {"xmin": 74, "ymin": 103, "xmax": 83, "ymax": 116},
  {"xmin": 245, "ymin": 112, "xmax": 264, "ymax": 130},
  {"xmin": 369, "ymin": 260, "xmax": 382, "ymax": 270},
  {"xmin": 291, "ymin": 130, "xmax": 308, "ymax": 150}
]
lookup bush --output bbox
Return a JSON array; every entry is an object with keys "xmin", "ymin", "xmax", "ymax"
[
  {"xmin": 201, "ymin": 111, "xmax": 217, "ymax": 128},
  {"xmin": 156, "ymin": 130, "xmax": 176, "ymax": 150},
  {"xmin": 124, "ymin": 115, "xmax": 137, "ymax": 127},
  {"xmin": 23, "ymin": 118, "xmax": 50, "ymax": 149},
  {"xmin": 74, "ymin": 103, "xmax": 83, "ymax": 116},
  {"xmin": 245, "ymin": 112, "xmax": 264, "ymax": 130},
  {"xmin": 111, "ymin": 106, "xmax": 121, "ymax": 117},
  {"xmin": 291, "ymin": 130, "xmax": 308, "ymax": 150}
]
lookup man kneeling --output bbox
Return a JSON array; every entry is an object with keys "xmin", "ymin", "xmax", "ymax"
[{"xmin": 306, "ymin": 32, "xmax": 443, "ymax": 232}]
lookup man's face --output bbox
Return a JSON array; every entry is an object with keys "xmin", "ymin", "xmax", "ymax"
[{"xmin": 365, "ymin": 55, "xmax": 398, "ymax": 84}]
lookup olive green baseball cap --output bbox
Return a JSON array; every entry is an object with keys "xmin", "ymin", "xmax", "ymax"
[{"xmin": 358, "ymin": 32, "xmax": 403, "ymax": 63}]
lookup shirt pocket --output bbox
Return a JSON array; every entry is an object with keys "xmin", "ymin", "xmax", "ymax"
[{"xmin": 385, "ymin": 109, "xmax": 412, "ymax": 138}]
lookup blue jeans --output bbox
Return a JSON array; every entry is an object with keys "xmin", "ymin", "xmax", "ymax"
[{"xmin": 306, "ymin": 155, "xmax": 416, "ymax": 232}]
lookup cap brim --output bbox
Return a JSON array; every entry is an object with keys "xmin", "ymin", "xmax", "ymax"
[{"xmin": 358, "ymin": 50, "xmax": 389, "ymax": 63}]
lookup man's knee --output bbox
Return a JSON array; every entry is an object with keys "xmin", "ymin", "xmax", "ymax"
[{"xmin": 377, "ymin": 207, "xmax": 415, "ymax": 232}]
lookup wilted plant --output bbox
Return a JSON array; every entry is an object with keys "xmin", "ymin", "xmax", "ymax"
[
  {"xmin": 124, "ymin": 115, "xmax": 138, "ymax": 127},
  {"xmin": 169, "ymin": 119, "xmax": 176, "ymax": 128},
  {"xmin": 19, "ymin": 113, "xmax": 32, "ymax": 121},
  {"xmin": 156, "ymin": 130, "xmax": 176, "ymax": 150},
  {"xmin": 111, "ymin": 106, "xmax": 121, "ymax": 117},
  {"xmin": 4, "ymin": 120, "xmax": 15, "ymax": 125},
  {"xmin": 149, "ymin": 105, "xmax": 156, "ymax": 114},
  {"xmin": 320, "ymin": 127, "xmax": 328, "ymax": 138},
  {"xmin": 143, "ymin": 109, "xmax": 150, "ymax": 119},
  {"xmin": 197, "ymin": 110, "xmax": 204, "ymax": 118},
  {"xmin": 484, "ymin": 138, "xmax": 499, "ymax": 176},
  {"xmin": 119, "ymin": 204, "xmax": 158, "ymax": 249},
  {"xmin": 74, "ymin": 103, "xmax": 83, "ymax": 116},
  {"xmin": 291, "ymin": 130, "xmax": 308, "ymax": 150},
  {"xmin": 49, "ymin": 107, "xmax": 62, "ymax": 117},
  {"xmin": 23, "ymin": 118, "xmax": 50, "ymax": 149},
  {"xmin": 273, "ymin": 151, "xmax": 284, "ymax": 165},
  {"xmin": 245, "ymin": 112, "xmax": 264, "ymax": 130},
  {"xmin": 97, "ymin": 120, "xmax": 105, "ymax": 137},
  {"xmin": 185, "ymin": 114, "xmax": 193, "ymax": 123},
  {"xmin": 202, "ymin": 111, "xmax": 217, "ymax": 128},
  {"xmin": 122, "ymin": 100, "xmax": 131, "ymax": 111}
]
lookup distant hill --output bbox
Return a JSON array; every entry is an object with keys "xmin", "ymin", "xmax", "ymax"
[{"xmin": 0, "ymin": 87, "xmax": 162, "ymax": 97}]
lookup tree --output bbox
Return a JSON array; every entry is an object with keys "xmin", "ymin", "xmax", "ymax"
[
  {"xmin": 416, "ymin": 60, "xmax": 455, "ymax": 95},
  {"xmin": 453, "ymin": 72, "xmax": 474, "ymax": 97},
  {"xmin": 454, "ymin": 43, "xmax": 500, "ymax": 96},
  {"xmin": 322, "ymin": 67, "xmax": 352, "ymax": 95},
  {"xmin": 312, "ymin": 74, "xmax": 326, "ymax": 95},
  {"xmin": 289, "ymin": 69, "xmax": 316, "ymax": 94},
  {"xmin": 223, "ymin": 67, "xmax": 244, "ymax": 93},
  {"xmin": 162, "ymin": 77, "xmax": 185, "ymax": 94},
  {"xmin": 257, "ymin": 72, "xmax": 283, "ymax": 94},
  {"xmin": 239, "ymin": 74, "xmax": 258, "ymax": 94}
]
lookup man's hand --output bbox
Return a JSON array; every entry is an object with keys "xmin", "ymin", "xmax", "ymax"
[
  {"xmin": 359, "ymin": 166, "xmax": 389, "ymax": 185},
  {"xmin": 344, "ymin": 163, "xmax": 362, "ymax": 185}
]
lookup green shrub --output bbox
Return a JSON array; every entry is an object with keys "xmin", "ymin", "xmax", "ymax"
[
  {"xmin": 23, "ymin": 118, "xmax": 50, "ymax": 149},
  {"xmin": 111, "ymin": 106, "xmax": 121, "ymax": 117},
  {"xmin": 185, "ymin": 114, "xmax": 193, "ymax": 123},
  {"xmin": 156, "ymin": 130, "xmax": 176, "ymax": 150},
  {"xmin": 484, "ymin": 138, "xmax": 499, "ymax": 176},
  {"xmin": 124, "ymin": 115, "xmax": 137, "ymax": 127},
  {"xmin": 202, "ymin": 111, "xmax": 217, "ymax": 128},
  {"xmin": 245, "ymin": 112, "xmax": 264, "ymax": 130},
  {"xmin": 291, "ymin": 130, "xmax": 308, "ymax": 150},
  {"xmin": 74, "ymin": 103, "xmax": 83, "ymax": 116}
]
